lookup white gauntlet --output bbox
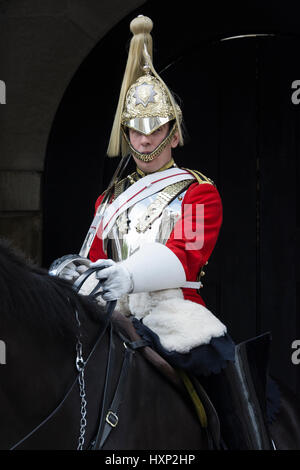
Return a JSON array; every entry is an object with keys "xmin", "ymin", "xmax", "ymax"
[
  {"xmin": 58, "ymin": 261, "xmax": 91, "ymax": 282},
  {"xmin": 90, "ymin": 243, "xmax": 200, "ymax": 300},
  {"xmin": 90, "ymin": 259, "xmax": 133, "ymax": 301}
]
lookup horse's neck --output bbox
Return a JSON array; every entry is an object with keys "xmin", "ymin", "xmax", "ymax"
[
  {"xmin": 0, "ymin": 321, "xmax": 72, "ymax": 441},
  {"xmin": 0, "ymin": 313, "xmax": 111, "ymax": 450}
]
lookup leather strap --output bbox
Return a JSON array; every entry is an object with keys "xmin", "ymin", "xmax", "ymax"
[
  {"xmin": 98, "ymin": 343, "xmax": 134, "ymax": 449},
  {"xmin": 102, "ymin": 168, "xmax": 195, "ymax": 239},
  {"xmin": 90, "ymin": 322, "xmax": 116, "ymax": 450},
  {"xmin": 91, "ymin": 332, "xmax": 149, "ymax": 450},
  {"xmin": 9, "ymin": 299, "xmax": 116, "ymax": 450}
]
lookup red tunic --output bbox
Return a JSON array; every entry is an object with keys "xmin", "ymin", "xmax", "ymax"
[{"xmin": 89, "ymin": 179, "xmax": 223, "ymax": 307}]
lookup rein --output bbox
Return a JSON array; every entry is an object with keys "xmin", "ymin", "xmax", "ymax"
[
  {"xmin": 9, "ymin": 294, "xmax": 116, "ymax": 450},
  {"xmin": 9, "ymin": 263, "xmax": 148, "ymax": 451},
  {"xmin": 89, "ymin": 330, "xmax": 149, "ymax": 450}
]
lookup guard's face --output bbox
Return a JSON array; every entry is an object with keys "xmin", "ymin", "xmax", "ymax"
[
  {"xmin": 128, "ymin": 123, "xmax": 179, "ymax": 173},
  {"xmin": 128, "ymin": 123, "xmax": 170, "ymax": 154}
]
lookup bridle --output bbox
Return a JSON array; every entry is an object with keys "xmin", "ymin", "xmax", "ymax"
[{"xmin": 9, "ymin": 267, "xmax": 148, "ymax": 450}]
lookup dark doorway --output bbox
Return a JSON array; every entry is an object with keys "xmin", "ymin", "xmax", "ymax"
[{"xmin": 43, "ymin": 1, "xmax": 300, "ymax": 395}]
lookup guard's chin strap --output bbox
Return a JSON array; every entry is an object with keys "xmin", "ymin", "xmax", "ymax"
[
  {"xmin": 121, "ymin": 122, "xmax": 178, "ymax": 162},
  {"xmin": 136, "ymin": 157, "xmax": 176, "ymax": 177}
]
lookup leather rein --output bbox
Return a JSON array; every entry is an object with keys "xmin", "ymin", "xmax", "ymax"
[{"xmin": 9, "ymin": 267, "xmax": 148, "ymax": 450}]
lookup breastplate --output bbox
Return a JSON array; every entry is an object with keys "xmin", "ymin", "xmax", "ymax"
[{"xmin": 105, "ymin": 187, "xmax": 188, "ymax": 262}]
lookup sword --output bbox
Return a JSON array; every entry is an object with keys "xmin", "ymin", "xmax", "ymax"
[
  {"xmin": 79, "ymin": 154, "xmax": 131, "ymax": 257},
  {"xmin": 49, "ymin": 155, "xmax": 131, "ymax": 287}
]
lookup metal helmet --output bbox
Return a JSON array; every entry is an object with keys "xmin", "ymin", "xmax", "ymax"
[{"xmin": 107, "ymin": 15, "xmax": 183, "ymax": 162}]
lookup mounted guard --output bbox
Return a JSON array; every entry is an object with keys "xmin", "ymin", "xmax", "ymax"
[{"xmin": 50, "ymin": 15, "xmax": 276, "ymax": 450}]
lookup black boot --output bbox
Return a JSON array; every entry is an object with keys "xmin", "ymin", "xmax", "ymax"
[{"xmin": 198, "ymin": 333, "xmax": 274, "ymax": 450}]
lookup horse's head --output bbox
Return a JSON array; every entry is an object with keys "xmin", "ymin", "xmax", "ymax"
[{"xmin": 0, "ymin": 239, "xmax": 106, "ymax": 337}]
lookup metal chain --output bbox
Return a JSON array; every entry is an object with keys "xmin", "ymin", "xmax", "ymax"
[{"xmin": 76, "ymin": 340, "xmax": 87, "ymax": 450}]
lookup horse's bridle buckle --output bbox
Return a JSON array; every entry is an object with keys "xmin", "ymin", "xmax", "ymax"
[{"xmin": 106, "ymin": 410, "xmax": 119, "ymax": 428}]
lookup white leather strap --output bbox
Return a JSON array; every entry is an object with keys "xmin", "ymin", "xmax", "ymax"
[
  {"xmin": 183, "ymin": 281, "xmax": 202, "ymax": 289},
  {"xmin": 102, "ymin": 168, "xmax": 195, "ymax": 239}
]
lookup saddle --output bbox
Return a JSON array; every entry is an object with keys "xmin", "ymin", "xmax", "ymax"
[
  {"xmin": 112, "ymin": 310, "xmax": 221, "ymax": 449},
  {"xmin": 113, "ymin": 310, "xmax": 181, "ymax": 387}
]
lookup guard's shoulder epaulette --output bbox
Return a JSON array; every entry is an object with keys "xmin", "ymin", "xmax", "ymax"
[
  {"xmin": 183, "ymin": 168, "xmax": 215, "ymax": 187},
  {"xmin": 113, "ymin": 171, "xmax": 139, "ymax": 199}
]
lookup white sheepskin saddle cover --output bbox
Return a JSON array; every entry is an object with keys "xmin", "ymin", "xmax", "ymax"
[{"xmin": 109, "ymin": 289, "xmax": 227, "ymax": 354}]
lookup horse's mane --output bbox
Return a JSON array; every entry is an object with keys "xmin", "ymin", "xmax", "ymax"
[{"xmin": 0, "ymin": 239, "xmax": 105, "ymax": 340}]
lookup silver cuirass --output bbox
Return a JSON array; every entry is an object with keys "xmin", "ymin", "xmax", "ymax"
[{"xmin": 104, "ymin": 180, "xmax": 191, "ymax": 262}]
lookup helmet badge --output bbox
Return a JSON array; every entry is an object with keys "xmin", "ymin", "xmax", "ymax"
[{"xmin": 133, "ymin": 83, "xmax": 157, "ymax": 107}]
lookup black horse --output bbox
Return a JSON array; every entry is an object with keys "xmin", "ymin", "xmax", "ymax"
[
  {"xmin": 0, "ymin": 241, "xmax": 209, "ymax": 450},
  {"xmin": 0, "ymin": 240, "xmax": 299, "ymax": 450}
]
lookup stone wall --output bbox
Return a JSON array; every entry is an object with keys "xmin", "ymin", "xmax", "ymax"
[{"xmin": 0, "ymin": 0, "xmax": 144, "ymax": 264}]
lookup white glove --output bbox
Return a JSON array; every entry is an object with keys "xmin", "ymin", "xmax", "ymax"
[
  {"xmin": 58, "ymin": 261, "xmax": 90, "ymax": 282},
  {"xmin": 90, "ymin": 259, "xmax": 133, "ymax": 301}
]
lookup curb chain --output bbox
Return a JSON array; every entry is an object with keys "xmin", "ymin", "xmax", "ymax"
[{"xmin": 76, "ymin": 340, "xmax": 87, "ymax": 450}]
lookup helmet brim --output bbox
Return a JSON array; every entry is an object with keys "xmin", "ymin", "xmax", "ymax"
[{"xmin": 123, "ymin": 116, "xmax": 172, "ymax": 135}]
